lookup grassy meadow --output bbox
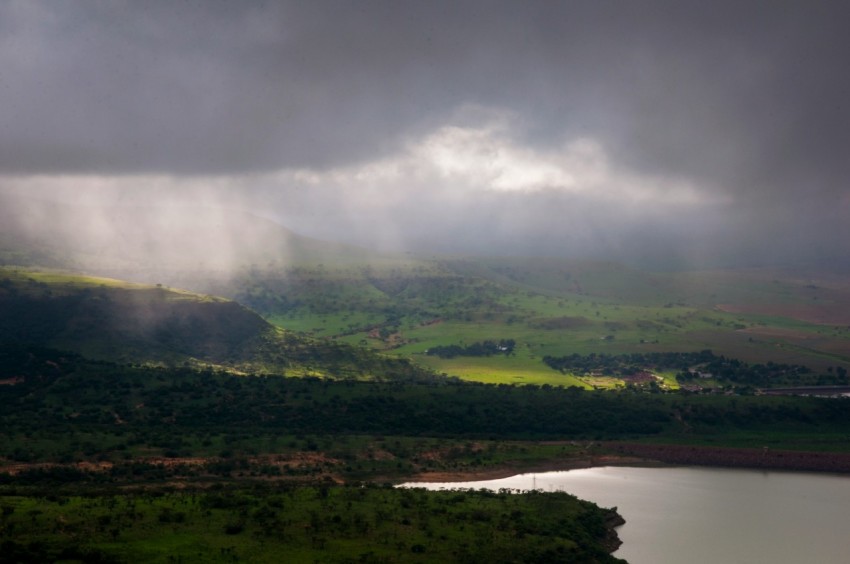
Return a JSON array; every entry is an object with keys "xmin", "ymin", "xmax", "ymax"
[{"xmin": 228, "ymin": 258, "xmax": 850, "ymax": 386}]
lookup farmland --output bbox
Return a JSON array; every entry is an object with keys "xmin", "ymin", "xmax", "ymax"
[{"xmin": 223, "ymin": 258, "xmax": 850, "ymax": 387}]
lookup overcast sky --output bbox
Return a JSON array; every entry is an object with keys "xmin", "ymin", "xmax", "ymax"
[{"xmin": 1, "ymin": 1, "xmax": 849, "ymax": 268}]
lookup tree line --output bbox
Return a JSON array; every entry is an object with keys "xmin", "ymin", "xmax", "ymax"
[
  {"xmin": 542, "ymin": 350, "xmax": 847, "ymax": 387},
  {"xmin": 426, "ymin": 339, "xmax": 516, "ymax": 359}
]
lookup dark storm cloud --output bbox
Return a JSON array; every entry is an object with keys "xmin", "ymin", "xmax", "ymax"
[
  {"xmin": 0, "ymin": 0, "xmax": 523, "ymax": 173},
  {"xmin": 1, "ymin": 1, "xmax": 849, "ymax": 266},
  {"xmin": 1, "ymin": 1, "xmax": 846, "ymax": 179}
]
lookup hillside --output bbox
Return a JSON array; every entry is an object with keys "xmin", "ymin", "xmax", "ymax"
[
  {"xmin": 0, "ymin": 269, "xmax": 430, "ymax": 380},
  {"xmin": 220, "ymin": 258, "xmax": 850, "ymax": 386}
]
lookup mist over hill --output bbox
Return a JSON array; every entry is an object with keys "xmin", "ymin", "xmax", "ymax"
[
  {"xmin": 4, "ymin": 191, "xmax": 850, "ymax": 285},
  {"xmin": 0, "ymin": 192, "xmax": 383, "ymax": 282},
  {"xmin": 0, "ymin": 269, "xmax": 432, "ymax": 380}
]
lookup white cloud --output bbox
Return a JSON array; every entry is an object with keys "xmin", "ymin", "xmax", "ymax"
[
  {"xmin": 280, "ymin": 114, "xmax": 720, "ymax": 208},
  {"xmin": 417, "ymin": 124, "xmax": 577, "ymax": 191},
  {"xmin": 2, "ymin": 109, "xmax": 720, "ymax": 211}
]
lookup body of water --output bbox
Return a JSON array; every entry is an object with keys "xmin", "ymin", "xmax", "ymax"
[{"xmin": 402, "ymin": 466, "xmax": 850, "ymax": 563}]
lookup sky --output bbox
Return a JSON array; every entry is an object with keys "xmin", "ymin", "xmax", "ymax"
[{"xmin": 1, "ymin": 0, "xmax": 849, "ymax": 269}]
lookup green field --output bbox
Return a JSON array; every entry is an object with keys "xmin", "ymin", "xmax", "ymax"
[{"xmin": 221, "ymin": 258, "xmax": 850, "ymax": 386}]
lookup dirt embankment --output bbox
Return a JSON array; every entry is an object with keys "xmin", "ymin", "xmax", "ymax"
[{"xmin": 607, "ymin": 442, "xmax": 850, "ymax": 473}]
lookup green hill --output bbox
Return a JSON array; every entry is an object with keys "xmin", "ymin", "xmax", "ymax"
[{"xmin": 0, "ymin": 269, "xmax": 431, "ymax": 380}]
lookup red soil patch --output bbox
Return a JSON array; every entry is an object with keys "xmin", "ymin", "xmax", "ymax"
[
  {"xmin": 267, "ymin": 452, "xmax": 341, "ymax": 467},
  {"xmin": 362, "ymin": 448, "xmax": 395, "ymax": 461},
  {"xmin": 0, "ymin": 452, "xmax": 343, "ymax": 476},
  {"xmin": 141, "ymin": 457, "xmax": 208, "ymax": 468},
  {"xmin": 0, "ymin": 460, "xmax": 114, "ymax": 476}
]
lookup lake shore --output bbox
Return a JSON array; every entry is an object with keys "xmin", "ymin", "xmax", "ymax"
[
  {"xmin": 404, "ymin": 442, "xmax": 850, "ymax": 483},
  {"xmin": 404, "ymin": 453, "xmax": 656, "ymax": 483}
]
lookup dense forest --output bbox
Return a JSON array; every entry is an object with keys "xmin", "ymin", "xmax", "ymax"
[{"xmin": 4, "ymin": 346, "xmax": 850, "ymax": 471}]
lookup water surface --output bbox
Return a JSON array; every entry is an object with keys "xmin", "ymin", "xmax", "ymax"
[{"xmin": 403, "ymin": 466, "xmax": 850, "ymax": 563}]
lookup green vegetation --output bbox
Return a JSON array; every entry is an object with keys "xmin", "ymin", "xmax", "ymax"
[
  {"xmin": 5, "ymin": 344, "xmax": 850, "ymax": 561},
  {"xmin": 0, "ymin": 268, "xmax": 432, "ymax": 381},
  {"xmin": 217, "ymin": 259, "xmax": 849, "ymax": 385},
  {"xmin": 0, "ymin": 346, "xmax": 638, "ymax": 562},
  {"xmin": 7, "ymin": 359, "xmax": 850, "ymax": 564},
  {"xmin": 2, "ymin": 341, "xmax": 849, "ymax": 561},
  {"xmin": 0, "ymin": 486, "xmax": 623, "ymax": 563},
  {"xmin": 4, "ymin": 346, "xmax": 850, "ymax": 474},
  {"xmin": 543, "ymin": 350, "xmax": 848, "ymax": 390},
  {"xmin": 3, "ymin": 252, "xmax": 850, "ymax": 562}
]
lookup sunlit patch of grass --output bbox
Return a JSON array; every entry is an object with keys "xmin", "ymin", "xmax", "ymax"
[
  {"xmin": 1, "ymin": 267, "xmax": 227, "ymax": 303},
  {"xmin": 415, "ymin": 354, "xmax": 588, "ymax": 387},
  {"xmin": 15, "ymin": 269, "xmax": 150, "ymax": 289}
]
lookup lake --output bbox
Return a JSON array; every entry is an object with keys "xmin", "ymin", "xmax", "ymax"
[{"xmin": 402, "ymin": 466, "xmax": 850, "ymax": 563}]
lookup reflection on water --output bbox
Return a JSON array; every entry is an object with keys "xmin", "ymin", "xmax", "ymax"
[{"xmin": 402, "ymin": 466, "xmax": 850, "ymax": 564}]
